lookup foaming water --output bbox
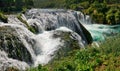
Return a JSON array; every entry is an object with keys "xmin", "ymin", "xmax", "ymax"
[
  {"xmin": 77, "ymin": 11, "xmax": 120, "ymax": 41},
  {"xmin": 33, "ymin": 31, "xmax": 62, "ymax": 66}
]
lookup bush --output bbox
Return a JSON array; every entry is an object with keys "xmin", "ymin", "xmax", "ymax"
[
  {"xmin": 106, "ymin": 7, "xmax": 120, "ymax": 25},
  {"xmin": 69, "ymin": 4, "xmax": 78, "ymax": 10},
  {"xmin": 0, "ymin": 12, "xmax": 8, "ymax": 23},
  {"xmin": 91, "ymin": 12, "xmax": 105, "ymax": 24},
  {"xmin": 106, "ymin": 13, "xmax": 114, "ymax": 24},
  {"xmin": 22, "ymin": 7, "xmax": 27, "ymax": 14},
  {"xmin": 27, "ymin": 65, "xmax": 48, "ymax": 71},
  {"xmin": 115, "ymin": 11, "xmax": 120, "ymax": 24},
  {"xmin": 78, "ymin": 2, "xmax": 89, "ymax": 9}
]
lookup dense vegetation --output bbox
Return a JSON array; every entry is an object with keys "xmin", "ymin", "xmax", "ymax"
[
  {"xmin": 0, "ymin": 12, "xmax": 8, "ymax": 23},
  {"xmin": 28, "ymin": 34, "xmax": 120, "ymax": 71},
  {"xmin": 34, "ymin": 0, "xmax": 120, "ymax": 25},
  {"xmin": 0, "ymin": 0, "xmax": 33, "ymax": 12},
  {"xmin": 0, "ymin": 0, "xmax": 120, "ymax": 24}
]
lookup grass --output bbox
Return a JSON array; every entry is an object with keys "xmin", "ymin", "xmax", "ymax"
[{"xmin": 27, "ymin": 34, "xmax": 120, "ymax": 71}]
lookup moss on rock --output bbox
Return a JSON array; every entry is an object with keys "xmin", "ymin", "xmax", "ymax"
[
  {"xmin": 17, "ymin": 13, "xmax": 37, "ymax": 33},
  {"xmin": 0, "ymin": 26, "xmax": 33, "ymax": 64},
  {"xmin": 52, "ymin": 31, "xmax": 83, "ymax": 60}
]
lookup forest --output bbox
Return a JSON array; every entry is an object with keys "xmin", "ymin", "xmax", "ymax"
[{"xmin": 0, "ymin": 0, "xmax": 33, "ymax": 12}]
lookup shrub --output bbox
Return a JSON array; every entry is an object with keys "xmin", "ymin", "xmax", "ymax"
[
  {"xmin": 22, "ymin": 7, "xmax": 27, "ymax": 14},
  {"xmin": 92, "ymin": 12, "xmax": 105, "ymax": 24},
  {"xmin": 78, "ymin": 2, "xmax": 89, "ymax": 9},
  {"xmin": 69, "ymin": 4, "xmax": 78, "ymax": 10},
  {"xmin": 115, "ymin": 11, "xmax": 120, "ymax": 24},
  {"xmin": 27, "ymin": 65, "xmax": 48, "ymax": 71},
  {"xmin": 106, "ymin": 13, "xmax": 115, "ymax": 25},
  {"xmin": 106, "ymin": 7, "xmax": 120, "ymax": 25},
  {"xmin": 0, "ymin": 12, "xmax": 8, "ymax": 23},
  {"xmin": 6, "ymin": 67, "xmax": 19, "ymax": 71}
]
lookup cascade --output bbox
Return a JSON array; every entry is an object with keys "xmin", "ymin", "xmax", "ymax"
[
  {"xmin": 0, "ymin": 9, "xmax": 92, "ymax": 70},
  {"xmin": 0, "ymin": 9, "xmax": 120, "ymax": 70}
]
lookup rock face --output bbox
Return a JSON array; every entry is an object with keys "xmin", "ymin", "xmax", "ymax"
[
  {"xmin": 0, "ymin": 26, "xmax": 33, "ymax": 63},
  {"xmin": 79, "ymin": 23, "xmax": 93, "ymax": 44}
]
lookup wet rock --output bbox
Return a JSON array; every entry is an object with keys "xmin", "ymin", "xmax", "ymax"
[{"xmin": 0, "ymin": 26, "xmax": 33, "ymax": 64}]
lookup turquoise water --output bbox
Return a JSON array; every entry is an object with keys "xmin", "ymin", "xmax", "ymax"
[{"xmin": 83, "ymin": 24, "xmax": 120, "ymax": 41}]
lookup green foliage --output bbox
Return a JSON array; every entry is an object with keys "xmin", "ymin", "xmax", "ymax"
[
  {"xmin": 78, "ymin": 2, "xmax": 89, "ymax": 9},
  {"xmin": 85, "ymin": 2, "xmax": 120, "ymax": 24},
  {"xmin": 106, "ymin": 7, "xmax": 120, "ymax": 25},
  {"xmin": 91, "ymin": 12, "xmax": 105, "ymax": 24},
  {"xmin": 115, "ymin": 11, "xmax": 120, "ymax": 24},
  {"xmin": 0, "ymin": 12, "xmax": 8, "ymax": 23},
  {"xmin": 27, "ymin": 65, "xmax": 48, "ymax": 71},
  {"xmin": 69, "ymin": 4, "xmax": 78, "ymax": 10},
  {"xmin": 5, "ymin": 67, "xmax": 19, "ymax": 71},
  {"xmin": 34, "ymin": 0, "xmax": 65, "ymax": 8},
  {"xmin": 33, "ymin": 0, "xmax": 120, "ymax": 25},
  {"xmin": 106, "ymin": 13, "xmax": 115, "ymax": 25},
  {"xmin": 28, "ymin": 34, "xmax": 120, "ymax": 71},
  {"xmin": 0, "ymin": 0, "xmax": 33, "ymax": 12},
  {"xmin": 22, "ymin": 7, "xmax": 27, "ymax": 14}
]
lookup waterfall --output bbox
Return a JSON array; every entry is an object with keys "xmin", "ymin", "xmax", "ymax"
[
  {"xmin": 0, "ymin": 9, "xmax": 93, "ymax": 70},
  {"xmin": 0, "ymin": 9, "xmax": 120, "ymax": 70}
]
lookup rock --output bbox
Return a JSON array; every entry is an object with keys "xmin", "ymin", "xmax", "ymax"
[
  {"xmin": 79, "ymin": 23, "xmax": 93, "ymax": 44},
  {"xmin": 0, "ymin": 50, "xmax": 29, "ymax": 71},
  {"xmin": 0, "ymin": 26, "xmax": 33, "ymax": 64},
  {"xmin": 51, "ymin": 27, "xmax": 86, "ymax": 60}
]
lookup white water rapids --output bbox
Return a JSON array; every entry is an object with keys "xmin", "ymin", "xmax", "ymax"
[{"xmin": 0, "ymin": 9, "xmax": 120, "ymax": 71}]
